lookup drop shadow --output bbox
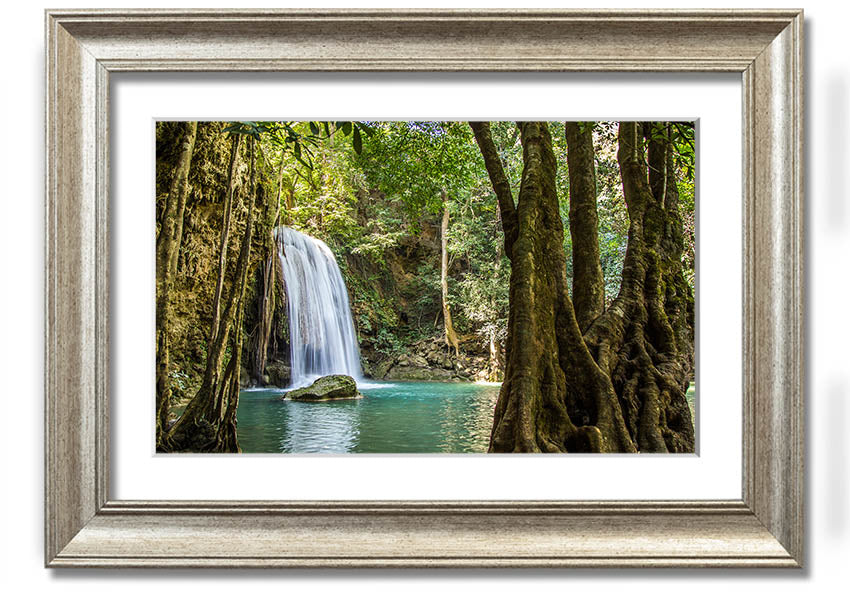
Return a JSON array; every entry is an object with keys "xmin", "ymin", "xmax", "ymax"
[
  {"xmin": 50, "ymin": 566, "xmax": 808, "ymax": 582},
  {"xmin": 90, "ymin": 32, "xmax": 813, "ymax": 581}
]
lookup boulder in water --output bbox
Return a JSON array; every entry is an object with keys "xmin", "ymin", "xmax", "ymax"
[
  {"xmin": 265, "ymin": 360, "xmax": 291, "ymax": 388},
  {"xmin": 283, "ymin": 374, "xmax": 361, "ymax": 402}
]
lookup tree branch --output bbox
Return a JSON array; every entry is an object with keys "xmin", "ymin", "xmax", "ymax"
[{"xmin": 469, "ymin": 121, "xmax": 518, "ymax": 259}]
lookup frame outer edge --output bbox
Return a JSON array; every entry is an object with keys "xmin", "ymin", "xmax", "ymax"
[
  {"xmin": 44, "ymin": 8, "xmax": 804, "ymax": 568},
  {"xmin": 746, "ymin": 11, "xmax": 804, "ymax": 565},
  {"xmin": 45, "ymin": 13, "xmax": 102, "ymax": 564}
]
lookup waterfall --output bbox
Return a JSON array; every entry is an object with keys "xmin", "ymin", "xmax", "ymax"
[{"xmin": 276, "ymin": 227, "xmax": 363, "ymax": 387}]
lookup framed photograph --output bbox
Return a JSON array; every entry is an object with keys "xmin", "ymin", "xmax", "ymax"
[{"xmin": 45, "ymin": 9, "xmax": 803, "ymax": 567}]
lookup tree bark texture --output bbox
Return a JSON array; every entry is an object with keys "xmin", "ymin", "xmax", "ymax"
[
  {"xmin": 474, "ymin": 121, "xmax": 634, "ymax": 453},
  {"xmin": 565, "ymin": 122, "xmax": 605, "ymax": 332},
  {"xmin": 473, "ymin": 120, "xmax": 693, "ymax": 453},
  {"xmin": 162, "ymin": 136, "xmax": 260, "ymax": 453},
  {"xmin": 155, "ymin": 121, "xmax": 197, "ymax": 444},
  {"xmin": 250, "ymin": 245, "xmax": 277, "ymax": 382},
  {"xmin": 582, "ymin": 122, "xmax": 695, "ymax": 452},
  {"xmin": 440, "ymin": 194, "xmax": 460, "ymax": 356},
  {"xmin": 209, "ymin": 134, "xmax": 242, "ymax": 347}
]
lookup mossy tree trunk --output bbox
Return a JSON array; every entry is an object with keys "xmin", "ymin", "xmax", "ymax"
[
  {"xmin": 212, "ymin": 138, "xmax": 260, "ymax": 452},
  {"xmin": 155, "ymin": 121, "xmax": 197, "ymax": 445},
  {"xmin": 472, "ymin": 121, "xmax": 634, "ymax": 453},
  {"xmin": 440, "ymin": 192, "xmax": 460, "ymax": 356},
  {"xmin": 161, "ymin": 135, "xmax": 261, "ymax": 453},
  {"xmin": 472, "ymin": 120, "xmax": 693, "ymax": 453},
  {"xmin": 208, "ymin": 134, "xmax": 242, "ymax": 347},
  {"xmin": 251, "ymin": 244, "xmax": 277, "ymax": 383},
  {"xmin": 581, "ymin": 122, "xmax": 694, "ymax": 452},
  {"xmin": 646, "ymin": 125, "xmax": 695, "ymax": 389},
  {"xmin": 565, "ymin": 121, "xmax": 605, "ymax": 331}
]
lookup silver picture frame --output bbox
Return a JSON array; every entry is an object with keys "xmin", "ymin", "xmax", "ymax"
[{"xmin": 45, "ymin": 9, "xmax": 803, "ymax": 567}]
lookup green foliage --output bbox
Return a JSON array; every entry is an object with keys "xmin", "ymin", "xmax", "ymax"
[
  {"xmin": 647, "ymin": 121, "xmax": 696, "ymax": 179},
  {"xmin": 349, "ymin": 206, "xmax": 405, "ymax": 266},
  {"xmin": 406, "ymin": 261, "xmax": 442, "ymax": 332},
  {"xmin": 181, "ymin": 120, "xmax": 694, "ymax": 363},
  {"xmin": 356, "ymin": 121, "xmax": 484, "ymax": 216},
  {"xmin": 678, "ymin": 176, "xmax": 696, "ymax": 289}
]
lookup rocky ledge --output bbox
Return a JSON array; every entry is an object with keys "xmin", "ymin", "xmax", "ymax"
[
  {"xmin": 240, "ymin": 358, "xmax": 292, "ymax": 389},
  {"xmin": 281, "ymin": 374, "xmax": 361, "ymax": 402},
  {"xmin": 361, "ymin": 335, "xmax": 502, "ymax": 383}
]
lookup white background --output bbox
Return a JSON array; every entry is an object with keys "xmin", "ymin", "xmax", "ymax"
[
  {"xmin": 2, "ymin": 0, "xmax": 847, "ymax": 596},
  {"xmin": 112, "ymin": 73, "xmax": 741, "ymax": 501}
]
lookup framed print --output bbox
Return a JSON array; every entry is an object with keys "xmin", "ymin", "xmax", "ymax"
[{"xmin": 45, "ymin": 9, "xmax": 803, "ymax": 567}]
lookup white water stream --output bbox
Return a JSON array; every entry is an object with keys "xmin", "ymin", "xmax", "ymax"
[{"xmin": 276, "ymin": 227, "xmax": 363, "ymax": 387}]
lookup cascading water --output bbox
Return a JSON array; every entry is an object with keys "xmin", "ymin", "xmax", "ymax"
[{"xmin": 276, "ymin": 227, "xmax": 363, "ymax": 387}]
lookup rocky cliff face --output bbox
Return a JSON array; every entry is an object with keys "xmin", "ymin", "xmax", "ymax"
[
  {"xmin": 158, "ymin": 122, "xmax": 284, "ymax": 401},
  {"xmin": 362, "ymin": 334, "xmax": 501, "ymax": 383}
]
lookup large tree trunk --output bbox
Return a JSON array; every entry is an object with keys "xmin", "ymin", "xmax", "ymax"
[
  {"xmin": 212, "ymin": 139, "xmax": 261, "ymax": 452},
  {"xmin": 440, "ymin": 193, "xmax": 460, "ymax": 356},
  {"xmin": 162, "ymin": 136, "xmax": 260, "ymax": 453},
  {"xmin": 582, "ymin": 122, "xmax": 695, "ymax": 452},
  {"xmin": 209, "ymin": 134, "xmax": 242, "ymax": 346},
  {"xmin": 472, "ymin": 121, "xmax": 634, "ymax": 453},
  {"xmin": 473, "ymin": 120, "xmax": 693, "ymax": 453},
  {"xmin": 647, "ymin": 125, "xmax": 695, "ymax": 388},
  {"xmin": 155, "ymin": 121, "xmax": 197, "ymax": 444},
  {"xmin": 565, "ymin": 122, "xmax": 605, "ymax": 331}
]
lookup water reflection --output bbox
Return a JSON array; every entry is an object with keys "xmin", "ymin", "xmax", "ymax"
[
  {"xmin": 281, "ymin": 399, "xmax": 361, "ymax": 453},
  {"xmin": 236, "ymin": 382, "xmax": 500, "ymax": 453}
]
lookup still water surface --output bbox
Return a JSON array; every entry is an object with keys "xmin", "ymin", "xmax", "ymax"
[
  {"xmin": 235, "ymin": 381, "xmax": 696, "ymax": 453},
  {"xmin": 236, "ymin": 381, "xmax": 500, "ymax": 453}
]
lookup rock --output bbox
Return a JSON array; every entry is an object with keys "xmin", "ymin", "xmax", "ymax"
[
  {"xmin": 374, "ymin": 358, "xmax": 394, "ymax": 380},
  {"xmin": 265, "ymin": 360, "xmax": 291, "ymax": 388},
  {"xmin": 385, "ymin": 365, "xmax": 456, "ymax": 381},
  {"xmin": 283, "ymin": 374, "xmax": 361, "ymax": 402},
  {"xmin": 441, "ymin": 355, "xmax": 453, "ymax": 369},
  {"xmin": 360, "ymin": 359, "xmax": 374, "ymax": 379},
  {"xmin": 239, "ymin": 366, "xmax": 250, "ymax": 388},
  {"xmin": 410, "ymin": 354, "xmax": 429, "ymax": 368}
]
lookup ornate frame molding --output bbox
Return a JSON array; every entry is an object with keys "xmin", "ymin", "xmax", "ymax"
[{"xmin": 45, "ymin": 9, "xmax": 803, "ymax": 567}]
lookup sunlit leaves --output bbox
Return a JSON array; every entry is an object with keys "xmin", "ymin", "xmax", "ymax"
[
  {"xmin": 355, "ymin": 121, "xmax": 485, "ymax": 216},
  {"xmin": 225, "ymin": 120, "xmax": 373, "ymax": 177}
]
